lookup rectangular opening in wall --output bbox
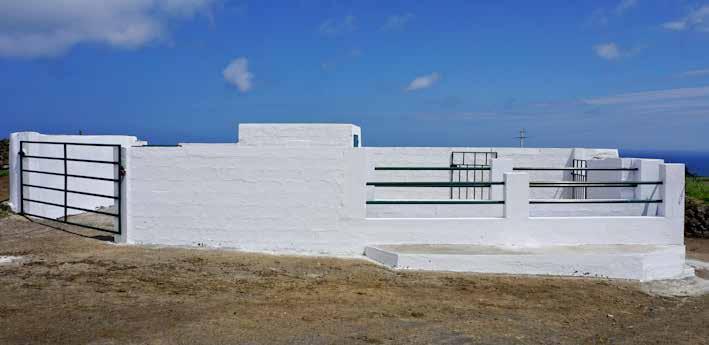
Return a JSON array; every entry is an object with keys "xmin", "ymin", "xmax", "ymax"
[{"xmin": 353, "ymin": 134, "xmax": 360, "ymax": 147}]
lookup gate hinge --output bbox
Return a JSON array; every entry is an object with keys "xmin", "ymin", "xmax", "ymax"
[{"xmin": 119, "ymin": 166, "xmax": 126, "ymax": 179}]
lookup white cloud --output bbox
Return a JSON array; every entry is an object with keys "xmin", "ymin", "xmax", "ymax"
[
  {"xmin": 583, "ymin": 86, "xmax": 709, "ymax": 105},
  {"xmin": 663, "ymin": 21, "xmax": 687, "ymax": 31},
  {"xmin": 662, "ymin": 5, "xmax": 709, "ymax": 32},
  {"xmin": 593, "ymin": 43, "xmax": 622, "ymax": 60},
  {"xmin": 588, "ymin": 0, "xmax": 637, "ymax": 27},
  {"xmin": 614, "ymin": 0, "xmax": 638, "ymax": 15},
  {"xmin": 382, "ymin": 13, "xmax": 415, "ymax": 31},
  {"xmin": 319, "ymin": 16, "xmax": 356, "ymax": 37},
  {"xmin": 223, "ymin": 57, "xmax": 253, "ymax": 92},
  {"xmin": 679, "ymin": 68, "xmax": 709, "ymax": 77},
  {"xmin": 406, "ymin": 72, "xmax": 440, "ymax": 91},
  {"xmin": 0, "ymin": 0, "xmax": 214, "ymax": 58}
]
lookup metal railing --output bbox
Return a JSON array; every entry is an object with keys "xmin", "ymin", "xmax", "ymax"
[
  {"xmin": 516, "ymin": 166, "xmax": 661, "ymax": 204},
  {"xmin": 513, "ymin": 167, "xmax": 638, "ymax": 171},
  {"xmin": 367, "ymin": 166, "xmax": 504, "ymax": 205},
  {"xmin": 19, "ymin": 141, "xmax": 123, "ymax": 234},
  {"xmin": 375, "ymin": 167, "xmax": 490, "ymax": 171},
  {"xmin": 370, "ymin": 165, "xmax": 663, "ymax": 205},
  {"xmin": 529, "ymin": 199, "xmax": 662, "ymax": 204}
]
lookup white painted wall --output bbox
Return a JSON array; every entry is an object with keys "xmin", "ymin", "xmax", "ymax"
[
  {"xmin": 9, "ymin": 129, "xmax": 684, "ymax": 260},
  {"xmin": 124, "ymin": 161, "xmax": 684, "ymax": 256},
  {"xmin": 8, "ymin": 132, "xmax": 145, "ymax": 224},
  {"xmin": 238, "ymin": 123, "xmax": 361, "ymax": 148},
  {"xmin": 125, "ymin": 144, "xmax": 367, "ymax": 250}
]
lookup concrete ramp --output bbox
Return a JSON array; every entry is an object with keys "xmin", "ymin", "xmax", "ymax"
[{"xmin": 364, "ymin": 244, "xmax": 691, "ymax": 281}]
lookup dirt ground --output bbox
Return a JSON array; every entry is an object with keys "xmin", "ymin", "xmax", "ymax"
[
  {"xmin": 0, "ymin": 216, "xmax": 707, "ymax": 345},
  {"xmin": 687, "ymin": 238, "xmax": 709, "ymax": 262}
]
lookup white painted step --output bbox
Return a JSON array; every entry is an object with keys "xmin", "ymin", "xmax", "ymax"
[{"xmin": 364, "ymin": 244, "xmax": 690, "ymax": 282}]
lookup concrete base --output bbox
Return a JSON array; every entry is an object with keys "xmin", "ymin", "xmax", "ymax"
[{"xmin": 364, "ymin": 244, "xmax": 689, "ymax": 281}]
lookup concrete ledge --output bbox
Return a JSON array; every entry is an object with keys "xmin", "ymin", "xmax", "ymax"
[{"xmin": 364, "ymin": 244, "xmax": 688, "ymax": 281}]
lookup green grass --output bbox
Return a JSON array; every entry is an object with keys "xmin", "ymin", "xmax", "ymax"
[
  {"xmin": 0, "ymin": 169, "xmax": 7, "ymax": 177},
  {"xmin": 687, "ymin": 176, "xmax": 709, "ymax": 203}
]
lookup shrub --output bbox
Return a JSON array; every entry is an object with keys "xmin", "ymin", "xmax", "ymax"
[
  {"xmin": 0, "ymin": 138, "xmax": 7, "ymax": 168},
  {"xmin": 686, "ymin": 197, "xmax": 709, "ymax": 238}
]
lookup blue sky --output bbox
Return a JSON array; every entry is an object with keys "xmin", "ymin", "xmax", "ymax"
[{"xmin": 1, "ymin": 0, "xmax": 708, "ymax": 150}]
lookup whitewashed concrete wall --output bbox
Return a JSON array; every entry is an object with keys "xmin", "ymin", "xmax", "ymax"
[
  {"xmin": 8, "ymin": 129, "xmax": 684, "ymax": 258},
  {"xmin": 8, "ymin": 132, "xmax": 145, "ymax": 222},
  {"xmin": 123, "ymin": 162, "xmax": 684, "ymax": 256},
  {"xmin": 125, "ymin": 144, "xmax": 367, "ymax": 251},
  {"xmin": 238, "ymin": 123, "xmax": 361, "ymax": 148}
]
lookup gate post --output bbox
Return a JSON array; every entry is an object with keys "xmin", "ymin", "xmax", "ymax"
[
  {"xmin": 659, "ymin": 163, "xmax": 684, "ymax": 221},
  {"xmin": 504, "ymin": 172, "xmax": 529, "ymax": 220},
  {"xmin": 115, "ymin": 146, "xmax": 130, "ymax": 243},
  {"xmin": 8, "ymin": 132, "xmax": 27, "ymax": 213},
  {"xmin": 491, "ymin": 158, "xmax": 513, "ymax": 200}
]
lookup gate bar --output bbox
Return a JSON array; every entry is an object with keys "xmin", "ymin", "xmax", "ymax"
[
  {"xmin": 22, "ymin": 183, "xmax": 118, "ymax": 199},
  {"xmin": 19, "ymin": 140, "xmax": 121, "ymax": 147},
  {"xmin": 21, "ymin": 155, "xmax": 119, "ymax": 165},
  {"xmin": 21, "ymin": 169, "xmax": 119, "ymax": 182},
  {"xmin": 63, "ymin": 143, "xmax": 68, "ymax": 224},
  {"xmin": 22, "ymin": 198, "xmax": 118, "ymax": 217},
  {"xmin": 21, "ymin": 212, "xmax": 120, "ymax": 234},
  {"xmin": 18, "ymin": 149, "xmax": 23, "ymax": 214}
]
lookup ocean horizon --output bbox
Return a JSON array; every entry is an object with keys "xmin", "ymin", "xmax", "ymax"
[{"xmin": 620, "ymin": 149, "xmax": 709, "ymax": 176}]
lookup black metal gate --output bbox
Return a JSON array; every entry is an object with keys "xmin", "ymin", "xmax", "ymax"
[
  {"xmin": 449, "ymin": 151, "xmax": 498, "ymax": 200},
  {"xmin": 571, "ymin": 159, "xmax": 588, "ymax": 199},
  {"xmin": 18, "ymin": 141, "xmax": 123, "ymax": 234}
]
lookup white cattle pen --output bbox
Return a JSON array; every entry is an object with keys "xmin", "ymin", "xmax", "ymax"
[{"xmin": 8, "ymin": 124, "xmax": 689, "ymax": 281}]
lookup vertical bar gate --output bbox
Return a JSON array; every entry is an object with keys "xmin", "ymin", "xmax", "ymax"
[
  {"xmin": 449, "ymin": 151, "xmax": 498, "ymax": 200},
  {"xmin": 571, "ymin": 159, "xmax": 588, "ymax": 199}
]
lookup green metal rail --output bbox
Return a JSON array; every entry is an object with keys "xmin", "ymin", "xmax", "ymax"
[
  {"xmin": 366, "ymin": 181, "xmax": 504, "ymax": 187},
  {"xmin": 514, "ymin": 167, "xmax": 638, "ymax": 171},
  {"xmin": 530, "ymin": 199, "xmax": 662, "ymax": 204},
  {"xmin": 529, "ymin": 181, "xmax": 662, "ymax": 188},
  {"xmin": 366, "ymin": 200, "xmax": 504, "ymax": 205},
  {"xmin": 375, "ymin": 166, "xmax": 490, "ymax": 171}
]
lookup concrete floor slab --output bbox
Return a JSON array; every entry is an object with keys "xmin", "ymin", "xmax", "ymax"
[{"xmin": 365, "ymin": 244, "xmax": 689, "ymax": 281}]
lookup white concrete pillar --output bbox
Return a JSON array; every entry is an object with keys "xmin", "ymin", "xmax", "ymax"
[
  {"xmin": 633, "ymin": 159, "xmax": 662, "ymax": 199},
  {"xmin": 659, "ymin": 163, "xmax": 685, "ymax": 221},
  {"xmin": 342, "ymin": 149, "xmax": 367, "ymax": 220},
  {"xmin": 8, "ymin": 133, "xmax": 20, "ymax": 212},
  {"xmin": 491, "ymin": 158, "xmax": 513, "ymax": 201},
  {"xmin": 8, "ymin": 132, "xmax": 36, "ymax": 213},
  {"xmin": 504, "ymin": 172, "xmax": 529, "ymax": 219}
]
